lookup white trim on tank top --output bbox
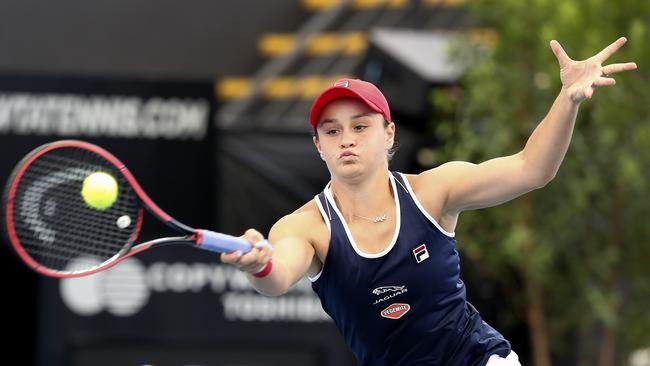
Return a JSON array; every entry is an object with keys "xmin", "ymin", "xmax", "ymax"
[
  {"xmin": 323, "ymin": 172, "xmax": 402, "ymax": 259},
  {"xmin": 308, "ymin": 195, "xmax": 331, "ymax": 282},
  {"xmin": 397, "ymin": 172, "xmax": 455, "ymax": 238}
]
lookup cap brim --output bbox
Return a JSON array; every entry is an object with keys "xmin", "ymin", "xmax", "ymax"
[{"xmin": 310, "ymin": 86, "xmax": 383, "ymax": 128}]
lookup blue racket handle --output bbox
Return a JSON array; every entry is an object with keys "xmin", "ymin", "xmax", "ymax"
[{"xmin": 196, "ymin": 230, "xmax": 272, "ymax": 254}]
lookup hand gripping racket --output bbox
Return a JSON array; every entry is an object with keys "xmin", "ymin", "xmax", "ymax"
[{"xmin": 2, "ymin": 140, "xmax": 266, "ymax": 278}]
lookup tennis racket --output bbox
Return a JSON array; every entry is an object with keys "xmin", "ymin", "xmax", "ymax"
[{"xmin": 2, "ymin": 140, "xmax": 266, "ymax": 278}]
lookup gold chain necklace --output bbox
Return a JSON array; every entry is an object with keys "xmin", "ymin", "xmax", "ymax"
[
  {"xmin": 353, "ymin": 212, "xmax": 389, "ymax": 223},
  {"xmin": 331, "ymin": 188, "xmax": 389, "ymax": 223}
]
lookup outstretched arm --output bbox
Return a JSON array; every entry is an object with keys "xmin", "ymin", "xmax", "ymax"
[
  {"xmin": 220, "ymin": 214, "xmax": 315, "ymax": 297},
  {"xmin": 420, "ymin": 37, "xmax": 637, "ymax": 214}
]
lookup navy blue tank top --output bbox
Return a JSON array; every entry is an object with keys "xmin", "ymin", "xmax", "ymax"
[{"xmin": 310, "ymin": 172, "xmax": 511, "ymax": 366}]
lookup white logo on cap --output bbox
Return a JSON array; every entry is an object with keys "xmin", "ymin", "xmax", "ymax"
[{"xmin": 334, "ymin": 80, "xmax": 349, "ymax": 87}]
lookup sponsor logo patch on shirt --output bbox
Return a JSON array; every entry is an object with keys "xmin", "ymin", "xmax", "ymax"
[
  {"xmin": 413, "ymin": 243, "xmax": 429, "ymax": 263},
  {"xmin": 372, "ymin": 285, "xmax": 405, "ymax": 295},
  {"xmin": 380, "ymin": 303, "xmax": 411, "ymax": 319},
  {"xmin": 372, "ymin": 285, "xmax": 408, "ymax": 305}
]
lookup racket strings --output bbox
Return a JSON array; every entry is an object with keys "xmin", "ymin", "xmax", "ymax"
[
  {"xmin": 29, "ymin": 214, "xmax": 125, "ymax": 257},
  {"xmin": 15, "ymin": 175, "xmax": 135, "ymax": 268},
  {"xmin": 10, "ymin": 147, "xmax": 140, "ymax": 272}
]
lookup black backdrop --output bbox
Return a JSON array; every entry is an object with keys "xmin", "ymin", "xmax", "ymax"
[{"xmin": 0, "ymin": 74, "xmax": 217, "ymax": 365}]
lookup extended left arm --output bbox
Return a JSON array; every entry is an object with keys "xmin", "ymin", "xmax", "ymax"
[
  {"xmin": 418, "ymin": 37, "xmax": 637, "ymax": 214},
  {"xmin": 520, "ymin": 87, "xmax": 579, "ymax": 185}
]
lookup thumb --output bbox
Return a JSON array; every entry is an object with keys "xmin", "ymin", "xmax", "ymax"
[
  {"xmin": 550, "ymin": 40, "xmax": 570, "ymax": 67},
  {"xmin": 241, "ymin": 228, "xmax": 265, "ymax": 245}
]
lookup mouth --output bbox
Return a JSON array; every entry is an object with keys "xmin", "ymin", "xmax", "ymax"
[{"xmin": 339, "ymin": 151, "xmax": 357, "ymax": 159}]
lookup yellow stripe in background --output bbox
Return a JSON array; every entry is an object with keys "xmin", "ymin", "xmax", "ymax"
[
  {"xmin": 263, "ymin": 77, "xmax": 296, "ymax": 99},
  {"xmin": 302, "ymin": 0, "xmax": 409, "ymax": 11},
  {"xmin": 340, "ymin": 32, "xmax": 367, "ymax": 55},
  {"xmin": 217, "ymin": 75, "xmax": 353, "ymax": 101},
  {"xmin": 258, "ymin": 33, "xmax": 297, "ymax": 57},
  {"xmin": 305, "ymin": 33, "xmax": 340, "ymax": 56},
  {"xmin": 258, "ymin": 32, "xmax": 368, "ymax": 57},
  {"xmin": 264, "ymin": 75, "xmax": 351, "ymax": 100},
  {"xmin": 302, "ymin": 0, "xmax": 468, "ymax": 11},
  {"xmin": 298, "ymin": 74, "xmax": 351, "ymax": 99},
  {"xmin": 216, "ymin": 77, "xmax": 252, "ymax": 100},
  {"xmin": 301, "ymin": 0, "xmax": 342, "ymax": 11}
]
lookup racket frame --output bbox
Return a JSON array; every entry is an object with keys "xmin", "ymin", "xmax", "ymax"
[{"xmin": 3, "ymin": 140, "xmax": 201, "ymax": 278}]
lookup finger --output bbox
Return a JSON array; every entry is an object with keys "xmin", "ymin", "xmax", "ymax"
[
  {"xmin": 550, "ymin": 40, "xmax": 571, "ymax": 67},
  {"xmin": 236, "ymin": 247, "xmax": 260, "ymax": 266},
  {"xmin": 255, "ymin": 240, "xmax": 274, "ymax": 252},
  {"xmin": 241, "ymin": 229, "xmax": 264, "ymax": 250},
  {"xmin": 241, "ymin": 246, "xmax": 272, "ymax": 271},
  {"xmin": 584, "ymin": 86, "xmax": 594, "ymax": 99},
  {"xmin": 593, "ymin": 77, "xmax": 616, "ymax": 87},
  {"xmin": 220, "ymin": 250, "xmax": 243, "ymax": 264},
  {"xmin": 596, "ymin": 37, "xmax": 627, "ymax": 63},
  {"xmin": 257, "ymin": 244, "xmax": 273, "ymax": 263},
  {"xmin": 243, "ymin": 228, "xmax": 264, "ymax": 242},
  {"xmin": 241, "ymin": 261, "xmax": 268, "ymax": 273},
  {"xmin": 240, "ymin": 256, "xmax": 270, "ymax": 273},
  {"xmin": 255, "ymin": 241, "xmax": 273, "ymax": 257},
  {"xmin": 602, "ymin": 62, "xmax": 638, "ymax": 75}
]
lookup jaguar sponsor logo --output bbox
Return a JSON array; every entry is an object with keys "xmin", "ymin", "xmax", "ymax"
[
  {"xmin": 372, "ymin": 285, "xmax": 405, "ymax": 295},
  {"xmin": 380, "ymin": 303, "xmax": 410, "ymax": 319},
  {"xmin": 372, "ymin": 285, "xmax": 408, "ymax": 305}
]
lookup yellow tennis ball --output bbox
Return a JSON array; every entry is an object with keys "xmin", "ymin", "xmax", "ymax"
[{"xmin": 81, "ymin": 172, "xmax": 118, "ymax": 210}]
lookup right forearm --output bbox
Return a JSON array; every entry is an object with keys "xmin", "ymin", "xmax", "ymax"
[
  {"xmin": 247, "ymin": 259, "xmax": 292, "ymax": 297},
  {"xmin": 225, "ymin": 224, "xmax": 315, "ymax": 297}
]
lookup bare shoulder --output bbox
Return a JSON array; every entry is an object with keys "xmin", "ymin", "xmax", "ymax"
[
  {"xmin": 410, "ymin": 161, "xmax": 475, "ymax": 188},
  {"xmin": 403, "ymin": 164, "xmax": 444, "ymax": 194},
  {"xmin": 270, "ymin": 199, "xmax": 328, "ymax": 246},
  {"xmin": 407, "ymin": 162, "xmax": 477, "ymax": 198},
  {"xmin": 289, "ymin": 199, "xmax": 325, "ymax": 228},
  {"xmin": 401, "ymin": 163, "xmax": 471, "ymax": 232}
]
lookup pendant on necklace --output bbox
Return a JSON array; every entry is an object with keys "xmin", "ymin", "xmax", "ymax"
[{"xmin": 373, "ymin": 214, "xmax": 388, "ymax": 223}]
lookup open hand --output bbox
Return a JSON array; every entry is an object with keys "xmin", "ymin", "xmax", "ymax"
[{"xmin": 550, "ymin": 37, "xmax": 637, "ymax": 104}]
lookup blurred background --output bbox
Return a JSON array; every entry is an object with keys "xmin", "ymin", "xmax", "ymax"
[{"xmin": 1, "ymin": 0, "xmax": 649, "ymax": 365}]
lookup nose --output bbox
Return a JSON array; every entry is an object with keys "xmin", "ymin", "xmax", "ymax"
[{"xmin": 339, "ymin": 129, "xmax": 356, "ymax": 149}]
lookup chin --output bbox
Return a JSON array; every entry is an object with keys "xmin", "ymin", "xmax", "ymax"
[{"xmin": 330, "ymin": 162, "xmax": 366, "ymax": 180}]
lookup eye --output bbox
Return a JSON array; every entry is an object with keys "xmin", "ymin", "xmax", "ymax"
[
  {"xmin": 325, "ymin": 129, "xmax": 339, "ymax": 135},
  {"xmin": 354, "ymin": 125, "xmax": 367, "ymax": 131}
]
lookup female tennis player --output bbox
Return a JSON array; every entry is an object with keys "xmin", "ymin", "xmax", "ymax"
[{"xmin": 221, "ymin": 38, "xmax": 637, "ymax": 365}]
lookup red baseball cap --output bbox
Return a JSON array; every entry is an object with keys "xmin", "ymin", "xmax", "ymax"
[{"xmin": 309, "ymin": 78, "xmax": 391, "ymax": 129}]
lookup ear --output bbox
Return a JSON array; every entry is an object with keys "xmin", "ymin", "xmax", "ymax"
[{"xmin": 385, "ymin": 121, "xmax": 396, "ymax": 148}]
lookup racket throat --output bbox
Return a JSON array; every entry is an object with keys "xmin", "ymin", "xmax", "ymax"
[{"xmin": 165, "ymin": 217, "xmax": 196, "ymax": 234}]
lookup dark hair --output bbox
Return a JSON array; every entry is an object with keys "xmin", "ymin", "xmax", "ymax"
[{"xmin": 313, "ymin": 118, "xmax": 399, "ymax": 162}]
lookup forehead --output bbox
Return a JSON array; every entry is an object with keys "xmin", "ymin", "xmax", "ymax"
[{"xmin": 317, "ymin": 98, "xmax": 377, "ymax": 124}]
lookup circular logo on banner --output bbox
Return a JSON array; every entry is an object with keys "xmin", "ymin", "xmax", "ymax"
[
  {"xmin": 59, "ymin": 258, "xmax": 331, "ymax": 321},
  {"xmin": 60, "ymin": 257, "xmax": 150, "ymax": 317}
]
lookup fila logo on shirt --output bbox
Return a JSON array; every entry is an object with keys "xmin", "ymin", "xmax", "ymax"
[{"xmin": 413, "ymin": 243, "xmax": 429, "ymax": 263}]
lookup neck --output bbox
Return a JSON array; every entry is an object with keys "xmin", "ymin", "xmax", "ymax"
[{"xmin": 330, "ymin": 168, "xmax": 394, "ymax": 222}]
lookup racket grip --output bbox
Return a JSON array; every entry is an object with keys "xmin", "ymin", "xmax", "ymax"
[{"xmin": 196, "ymin": 230, "xmax": 256, "ymax": 254}]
